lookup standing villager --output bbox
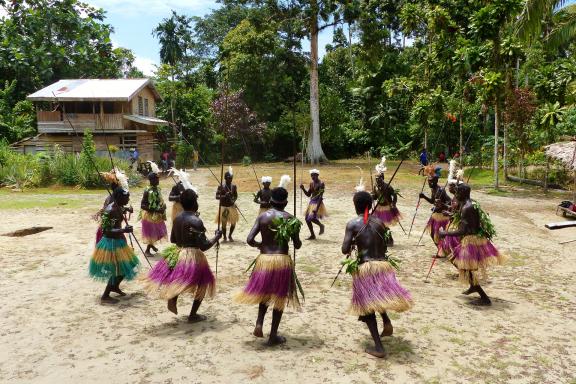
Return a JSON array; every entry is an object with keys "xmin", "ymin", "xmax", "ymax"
[
  {"xmin": 143, "ymin": 189, "xmax": 222, "ymax": 322},
  {"xmin": 341, "ymin": 187, "xmax": 413, "ymax": 358},
  {"xmin": 440, "ymin": 183, "xmax": 505, "ymax": 305},
  {"xmin": 168, "ymin": 168, "xmax": 194, "ymax": 223},
  {"xmin": 420, "ymin": 165, "xmax": 451, "ymax": 247},
  {"xmin": 300, "ymin": 169, "xmax": 327, "ymax": 240},
  {"xmin": 141, "ymin": 161, "xmax": 168, "ymax": 256},
  {"xmin": 372, "ymin": 157, "xmax": 401, "ymax": 246},
  {"xmin": 254, "ymin": 176, "xmax": 273, "ymax": 215},
  {"xmin": 438, "ymin": 161, "xmax": 463, "ymax": 258},
  {"xmin": 90, "ymin": 186, "xmax": 140, "ymax": 304},
  {"xmin": 235, "ymin": 175, "xmax": 302, "ymax": 346},
  {"xmin": 215, "ymin": 166, "xmax": 239, "ymax": 242}
]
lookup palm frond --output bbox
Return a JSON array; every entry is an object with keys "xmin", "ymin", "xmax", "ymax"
[
  {"xmin": 545, "ymin": 4, "xmax": 576, "ymax": 49},
  {"xmin": 515, "ymin": 0, "xmax": 566, "ymax": 42}
]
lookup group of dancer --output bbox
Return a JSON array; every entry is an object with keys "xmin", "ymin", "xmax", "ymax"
[{"xmin": 88, "ymin": 155, "xmax": 505, "ymax": 358}]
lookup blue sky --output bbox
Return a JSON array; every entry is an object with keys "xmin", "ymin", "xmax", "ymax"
[{"xmin": 89, "ymin": 0, "xmax": 335, "ymax": 76}]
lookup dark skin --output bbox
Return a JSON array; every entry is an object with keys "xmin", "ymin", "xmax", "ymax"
[
  {"xmin": 141, "ymin": 174, "xmax": 166, "ymax": 255},
  {"xmin": 300, "ymin": 173, "xmax": 325, "ymax": 240},
  {"xmin": 215, "ymin": 174, "xmax": 238, "ymax": 242},
  {"xmin": 167, "ymin": 204, "xmax": 222, "ymax": 321},
  {"xmin": 372, "ymin": 174, "xmax": 397, "ymax": 246},
  {"xmin": 439, "ymin": 187, "xmax": 491, "ymax": 306},
  {"xmin": 342, "ymin": 204, "xmax": 394, "ymax": 358},
  {"xmin": 168, "ymin": 182, "xmax": 185, "ymax": 203},
  {"xmin": 254, "ymin": 182, "xmax": 272, "ymax": 209},
  {"xmin": 246, "ymin": 202, "xmax": 302, "ymax": 346},
  {"xmin": 419, "ymin": 176, "xmax": 451, "ymax": 243},
  {"xmin": 101, "ymin": 192, "xmax": 133, "ymax": 304}
]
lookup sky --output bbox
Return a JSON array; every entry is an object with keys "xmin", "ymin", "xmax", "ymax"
[{"xmin": 88, "ymin": 0, "xmax": 336, "ymax": 76}]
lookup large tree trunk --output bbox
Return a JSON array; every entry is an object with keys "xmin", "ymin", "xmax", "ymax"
[
  {"xmin": 493, "ymin": 103, "xmax": 499, "ymax": 189},
  {"xmin": 503, "ymin": 122, "xmax": 508, "ymax": 179},
  {"xmin": 307, "ymin": 10, "xmax": 327, "ymax": 164}
]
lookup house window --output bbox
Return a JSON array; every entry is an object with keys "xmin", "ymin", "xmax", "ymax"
[
  {"xmin": 120, "ymin": 134, "xmax": 137, "ymax": 151},
  {"xmin": 138, "ymin": 96, "xmax": 143, "ymax": 115},
  {"xmin": 144, "ymin": 98, "xmax": 149, "ymax": 117}
]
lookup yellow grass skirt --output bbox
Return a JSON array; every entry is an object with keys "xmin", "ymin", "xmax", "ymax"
[
  {"xmin": 234, "ymin": 254, "xmax": 300, "ymax": 311},
  {"xmin": 214, "ymin": 206, "xmax": 239, "ymax": 225},
  {"xmin": 171, "ymin": 202, "xmax": 184, "ymax": 222},
  {"xmin": 305, "ymin": 201, "xmax": 328, "ymax": 221}
]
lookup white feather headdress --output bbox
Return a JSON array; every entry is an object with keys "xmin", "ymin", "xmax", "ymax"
[
  {"xmin": 375, "ymin": 156, "xmax": 387, "ymax": 175},
  {"xmin": 456, "ymin": 169, "xmax": 465, "ymax": 183},
  {"xmin": 355, "ymin": 177, "xmax": 365, "ymax": 192},
  {"xmin": 261, "ymin": 176, "xmax": 272, "ymax": 184},
  {"xmin": 309, "ymin": 169, "xmax": 320, "ymax": 175},
  {"xmin": 447, "ymin": 159, "xmax": 459, "ymax": 185},
  {"xmin": 169, "ymin": 168, "xmax": 196, "ymax": 192},
  {"xmin": 278, "ymin": 175, "xmax": 291, "ymax": 189},
  {"xmin": 147, "ymin": 161, "xmax": 160, "ymax": 174},
  {"xmin": 227, "ymin": 165, "xmax": 234, "ymax": 176},
  {"xmin": 113, "ymin": 167, "xmax": 129, "ymax": 191}
]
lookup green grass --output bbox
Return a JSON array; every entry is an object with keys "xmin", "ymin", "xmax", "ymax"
[{"xmin": 0, "ymin": 195, "xmax": 87, "ymax": 210}]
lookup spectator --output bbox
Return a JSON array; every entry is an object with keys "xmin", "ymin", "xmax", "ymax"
[
  {"xmin": 418, "ymin": 149, "xmax": 428, "ymax": 175},
  {"xmin": 438, "ymin": 151, "xmax": 446, "ymax": 162},
  {"xmin": 161, "ymin": 150, "xmax": 169, "ymax": 171},
  {"xmin": 130, "ymin": 148, "xmax": 139, "ymax": 171}
]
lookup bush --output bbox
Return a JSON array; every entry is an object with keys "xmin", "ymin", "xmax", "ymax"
[{"xmin": 242, "ymin": 156, "xmax": 252, "ymax": 166}]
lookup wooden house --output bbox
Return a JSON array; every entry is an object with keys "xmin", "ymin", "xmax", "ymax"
[{"xmin": 13, "ymin": 79, "xmax": 168, "ymax": 161}]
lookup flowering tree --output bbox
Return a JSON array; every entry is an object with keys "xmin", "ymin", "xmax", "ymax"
[{"xmin": 211, "ymin": 90, "xmax": 266, "ymax": 140}]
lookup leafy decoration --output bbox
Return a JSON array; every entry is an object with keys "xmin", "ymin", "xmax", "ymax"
[
  {"xmin": 100, "ymin": 211, "xmax": 116, "ymax": 232},
  {"xmin": 271, "ymin": 216, "xmax": 302, "ymax": 247},
  {"xmin": 472, "ymin": 200, "xmax": 497, "ymax": 239},
  {"xmin": 160, "ymin": 245, "xmax": 180, "ymax": 269}
]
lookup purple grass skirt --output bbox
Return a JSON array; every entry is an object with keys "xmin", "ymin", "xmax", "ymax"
[
  {"xmin": 426, "ymin": 212, "xmax": 450, "ymax": 244},
  {"xmin": 438, "ymin": 234, "xmax": 461, "ymax": 257},
  {"xmin": 142, "ymin": 248, "xmax": 215, "ymax": 300},
  {"xmin": 141, "ymin": 211, "xmax": 167, "ymax": 245},
  {"xmin": 235, "ymin": 254, "xmax": 300, "ymax": 311},
  {"xmin": 449, "ymin": 235, "xmax": 506, "ymax": 284},
  {"xmin": 350, "ymin": 260, "xmax": 413, "ymax": 316},
  {"xmin": 373, "ymin": 205, "xmax": 402, "ymax": 226}
]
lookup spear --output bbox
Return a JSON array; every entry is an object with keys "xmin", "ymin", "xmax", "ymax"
[{"xmin": 408, "ymin": 177, "xmax": 428, "ymax": 237}]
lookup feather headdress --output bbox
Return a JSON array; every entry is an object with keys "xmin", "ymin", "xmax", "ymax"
[
  {"xmin": 169, "ymin": 168, "xmax": 196, "ymax": 192},
  {"xmin": 375, "ymin": 156, "xmax": 387, "ymax": 175},
  {"xmin": 456, "ymin": 169, "xmax": 465, "ymax": 183},
  {"xmin": 278, "ymin": 175, "xmax": 291, "ymax": 189},
  {"xmin": 309, "ymin": 168, "xmax": 320, "ymax": 175},
  {"xmin": 355, "ymin": 177, "xmax": 366, "ymax": 192},
  {"xmin": 147, "ymin": 161, "xmax": 160, "ymax": 174},
  {"xmin": 227, "ymin": 165, "xmax": 234, "ymax": 176},
  {"xmin": 423, "ymin": 164, "xmax": 437, "ymax": 178},
  {"xmin": 447, "ymin": 159, "xmax": 458, "ymax": 185},
  {"xmin": 261, "ymin": 176, "xmax": 272, "ymax": 184},
  {"xmin": 100, "ymin": 171, "xmax": 118, "ymax": 185},
  {"xmin": 113, "ymin": 167, "xmax": 129, "ymax": 191}
]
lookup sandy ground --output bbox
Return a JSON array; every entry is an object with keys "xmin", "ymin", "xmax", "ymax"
[{"xmin": 0, "ymin": 161, "xmax": 574, "ymax": 384}]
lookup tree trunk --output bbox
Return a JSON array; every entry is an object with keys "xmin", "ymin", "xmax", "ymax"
[
  {"xmin": 493, "ymin": 103, "xmax": 499, "ymax": 189},
  {"xmin": 503, "ymin": 122, "xmax": 508, "ymax": 179},
  {"xmin": 459, "ymin": 108, "xmax": 463, "ymax": 158},
  {"xmin": 544, "ymin": 158, "xmax": 550, "ymax": 192},
  {"xmin": 424, "ymin": 126, "xmax": 428, "ymax": 151},
  {"xmin": 171, "ymin": 70, "xmax": 177, "ymax": 138},
  {"xmin": 307, "ymin": 11, "xmax": 327, "ymax": 164},
  {"xmin": 348, "ymin": 22, "xmax": 355, "ymax": 80}
]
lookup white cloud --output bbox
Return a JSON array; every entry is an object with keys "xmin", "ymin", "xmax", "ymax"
[
  {"xmin": 134, "ymin": 56, "xmax": 158, "ymax": 77},
  {"xmin": 89, "ymin": 0, "xmax": 217, "ymax": 17}
]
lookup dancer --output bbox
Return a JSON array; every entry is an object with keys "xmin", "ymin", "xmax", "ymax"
[
  {"xmin": 143, "ymin": 188, "xmax": 222, "ymax": 321},
  {"xmin": 89, "ymin": 186, "xmax": 140, "ymax": 304},
  {"xmin": 439, "ymin": 183, "xmax": 505, "ymax": 305},
  {"xmin": 372, "ymin": 157, "xmax": 401, "ymax": 246},
  {"xmin": 168, "ymin": 168, "xmax": 194, "ymax": 223},
  {"xmin": 419, "ymin": 165, "xmax": 451, "ymax": 246},
  {"xmin": 94, "ymin": 168, "xmax": 131, "ymax": 245},
  {"xmin": 254, "ymin": 176, "xmax": 273, "ymax": 215},
  {"xmin": 438, "ymin": 161, "xmax": 463, "ymax": 258},
  {"xmin": 300, "ymin": 169, "xmax": 326, "ymax": 240},
  {"xmin": 341, "ymin": 188, "xmax": 413, "ymax": 358},
  {"xmin": 141, "ymin": 161, "xmax": 168, "ymax": 256},
  {"xmin": 236, "ymin": 175, "xmax": 302, "ymax": 346},
  {"xmin": 215, "ymin": 166, "xmax": 239, "ymax": 242}
]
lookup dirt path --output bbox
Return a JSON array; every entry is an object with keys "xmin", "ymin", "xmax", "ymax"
[{"xmin": 0, "ymin": 162, "xmax": 574, "ymax": 383}]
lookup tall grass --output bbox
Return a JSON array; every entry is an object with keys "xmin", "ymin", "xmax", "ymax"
[{"xmin": 0, "ymin": 140, "xmax": 142, "ymax": 190}]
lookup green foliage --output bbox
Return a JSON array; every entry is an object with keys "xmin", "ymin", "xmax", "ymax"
[
  {"xmin": 341, "ymin": 257, "xmax": 359, "ymax": 274},
  {"xmin": 472, "ymin": 201, "xmax": 497, "ymax": 240},
  {"xmin": 242, "ymin": 156, "xmax": 252, "ymax": 166},
  {"xmin": 0, "ymin": 81, "xmax": 36, "ymax": 142},
  {"xmin": 271, "ymin": 216, "xmax": 302, "ymax": 247},
  {"xmin": 160, "ymin": 245, "xmax": 180, "ymax": 269}
]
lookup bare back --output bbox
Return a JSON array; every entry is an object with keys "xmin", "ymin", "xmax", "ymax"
[{"xmin": 247, "ymin": 208, "xmax": 302, "ymax": 254}]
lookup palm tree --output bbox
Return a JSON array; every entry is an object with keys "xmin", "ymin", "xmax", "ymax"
[
  {"xmin": 515, "ymin": 0, "xmax": 576, "ymax": 49},
  {"xmin": 540, "ymin": 101, "xmax": 567, "ymax": 190}
]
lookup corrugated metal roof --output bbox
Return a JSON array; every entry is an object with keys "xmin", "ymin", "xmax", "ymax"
[
  {"xmin": 123, "ymin": 114, "xmax": 169, "ymax": 126},
  {"xmin": 27, "ymin": 79, "xmax": 162, "ymax": 102}
]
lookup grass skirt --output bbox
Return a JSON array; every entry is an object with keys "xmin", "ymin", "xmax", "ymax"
[
  {"xmin": 142, "ymin": 247, "xmax": 215, "ymax": 300},
  {"xmin": 438, "ymin": 221, "xmax": 460, "ymax": 257},
  {"xmin": 89, "ymin": 236, "xmax": 140, "ymax": 282},
  {"xmin": 171, "ymin": 202, "xmax": 184, "ymax": 222},
  {"xmin": 141, "ymin": 211, "xmax": 168, "ymax": 245},
  {"xmin": 426, "ymin": 212, "xmax": 450, "ymax": 244},
  {"xmin": 373, "ymin": 205, "xmax": 401, "ymax": 226},
  {"xmin": 449, "ymin": 235, "xmax": 506, "ymax": 285},
  {"xmin": 305, "ymin": 201, "xmax": 327, "ymax": 221},
  {"xmin": 235, "ymin": 254, "xmax": 300, "ymax": 311},
  {"xmin": 350, "ymin": 260, "xmax": 413, "ymax": 316},
  {"xmin": 95, "ymin": 227, "xmax": 103, "ymax": 245},
  {"xmin": 214, "ymin": 206, "xmax": 239, "ymax": 225}
]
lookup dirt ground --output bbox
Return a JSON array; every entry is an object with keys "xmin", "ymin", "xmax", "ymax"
[{"xmin": 0, "ymin": 160, "xmax": 574, "ymax": 384}]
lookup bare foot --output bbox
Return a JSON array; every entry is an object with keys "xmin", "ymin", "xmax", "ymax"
[
  {"xmin": 229, "ymin": 237, "xmax": 234, "ymax": 242},
  {"xmin": 306, "ymin": 235, "xmax": 316, "ymax": 240},
  {"xmin": 380, "ymin": 322, "xmax": 393, "ymax": 337},
  {"xmin": 462, "ymin": 286, "xmax": 480, "ymax": 295},
  {"xmin": 253, "ymin": 325, "xmax": 264, "ymax": 338},
  {"xmin": 100, "ymin": 296, "xmax": 119, "ymax": 304},
  {"xmin": 319, "ymin": 224, "xmax": 325, "ymax": 235},
  {"xmin": 167, "ymin": 298, "xmax": 178, "ymax": 315},
  {"xmin": 151, "ymin": 245, "xmax": 159, "ymax": 252},
  {"xmin": 145, "ymin": 251, "xmax": 154, "ymax": 258},
  {"xmin": 110, "ymin": 287, "xmax": 127, "ymax": 297},
  {"xmin": 267, "ymin": 335, "xmax": 286, "ymax": 346},
  {"xmin": 365, "ymin": 347, "xmax": 386, "ymax": 358},
  {"xmin": 188, "ymin": 314, "xmax": 207, "ymax": 323},
  {"xmin": 471, "ymin": 297, "xmax": 492, "ymax": 306},
  {"xmin": 222, "ymin": 237, "xmax": 228, "ymax": 242}
]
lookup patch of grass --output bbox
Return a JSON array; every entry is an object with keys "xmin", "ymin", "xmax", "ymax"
[
  {"xmin": 0, "ymin": 196, "xmax": 85, "ymax": 210},
  {"xmin": 448, "ymin": 336, "xmax": 466, "ymax": 346},
  {"xmin": 300, "ymin": 263, "xmax": 320, "ymax": 274},
  {"xmin": 506, "ymin": 251, "xmax": 528, "ymax": 267}
]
